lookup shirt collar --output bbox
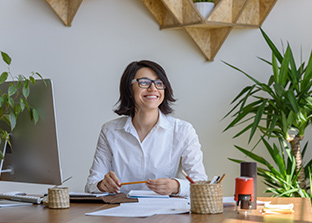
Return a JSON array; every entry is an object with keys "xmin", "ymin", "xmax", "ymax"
[
  {"xmin": 155, "ymin": 110, "xmax": 170, "ymax": 129},
  {"xmin": 120, "ymin": 110, "xmax": 170, "ymax": 132}
]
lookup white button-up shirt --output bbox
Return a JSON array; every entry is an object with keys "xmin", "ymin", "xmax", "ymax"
[{"xmin": 85, "ymin": 112, "xmax": 207, "ymax": 197}]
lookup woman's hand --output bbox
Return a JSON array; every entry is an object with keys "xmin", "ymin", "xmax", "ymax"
[
  {"xmin": 146, "ymin": 178, "xmax": 180, "ymax": 195},
  {"xmin": 97, "ymin": 171, "xmax": 121, "ymax": 193}
]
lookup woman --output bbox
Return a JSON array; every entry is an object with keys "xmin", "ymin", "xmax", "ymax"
[{"xmin": 85, "ymin": 60, "xmax": 207, "ymax": 197}]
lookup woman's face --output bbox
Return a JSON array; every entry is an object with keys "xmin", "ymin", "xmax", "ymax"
[{"xmin": 132, "ymin": 67, "xmax": 165, "ymax": 113}]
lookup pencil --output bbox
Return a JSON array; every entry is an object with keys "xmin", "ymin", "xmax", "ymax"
[
  {"xmin": 120, "ymin": 181, "xmax": 148, "ymax": 186},
  {"xmin": 217, "ymin": 174, "xmax": 226, "ymax": 184},
  {"xmin": 181, "ymin": 170, "xmax": 196, "ymax": 184}
]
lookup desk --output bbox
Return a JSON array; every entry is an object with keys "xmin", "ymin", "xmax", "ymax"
[{"xmin": 0, "ymin": 197, "xmax": 311, "ymax": 223}]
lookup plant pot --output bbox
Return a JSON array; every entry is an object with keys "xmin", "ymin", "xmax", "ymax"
[{"xmin": 194, "ymin": 2, "xmax": 215, "ymax": 19}]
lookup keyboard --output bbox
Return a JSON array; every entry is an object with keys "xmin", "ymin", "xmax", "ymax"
[{"xmin": 0, "ymin": 193, "xmax": 42, "ymax": 204}]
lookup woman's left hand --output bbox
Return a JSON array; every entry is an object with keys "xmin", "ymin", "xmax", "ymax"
[{"xmin": 146, "ymin": 178, "xmax": 180, "ymax": 195}]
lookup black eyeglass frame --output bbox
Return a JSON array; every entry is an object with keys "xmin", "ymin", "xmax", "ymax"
[{"xmin": 131, "ymin": 78, "xmax": 166, "ymax": 90}]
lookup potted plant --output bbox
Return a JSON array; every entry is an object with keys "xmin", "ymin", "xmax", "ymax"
[
  {"xmin": 193, "ymin": 0, "xmax": 215, "ymax": 19},
  {"xmin": 0, "ymin": 51, "xmax": 43, "ymax": 160},
  {"xmin": 223, "ymin": 28, "xmax": 312, "ymax": 199}
]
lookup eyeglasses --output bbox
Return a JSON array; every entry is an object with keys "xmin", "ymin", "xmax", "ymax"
[{"xmin": 131, "ymin": 78, "xmax": 166, "ymax": 90}]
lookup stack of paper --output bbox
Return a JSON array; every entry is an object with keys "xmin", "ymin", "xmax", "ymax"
[
  {"xmin": 85, "ymin": 190, "xmax": 189, "ymax": 217},
  {"xmin": 69, "ymin": 192, "xmax": 109, "ymax": 197},
  {"xmin": 261, "ymin": 203, "xmax": 294, "ymax": 214},
  {"xmin": 127, "ymin": 190, "xmax": 169, "ymax": 198},
  {"xmin": 0, "ymin": 199, "xmax": 33, "ymax": 208}
]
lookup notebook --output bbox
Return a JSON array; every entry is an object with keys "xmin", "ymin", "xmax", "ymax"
[{"xmin": 127, "ymin": 190, "xmax": 169, "ymax": 198}]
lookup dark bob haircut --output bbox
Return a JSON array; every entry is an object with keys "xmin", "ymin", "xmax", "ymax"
[{"xmin": 114, "ymin": 60, "xmax": 176, "ymax": 117}]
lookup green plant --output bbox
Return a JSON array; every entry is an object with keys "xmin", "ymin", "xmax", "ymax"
[
  {"xmin": 229, "ymin": 138, "xmax": 312, "ymax": 199},
  {"xmin": 0, "ymin": 51, "xmax": 43, "ymax": 159},
  {"xmin": 223, "ymin": 28, "xmax": 312, "ymax": 194},
  {"xmin": 193, "ymin": 0, "xmax": 214, "ymax": 3}
]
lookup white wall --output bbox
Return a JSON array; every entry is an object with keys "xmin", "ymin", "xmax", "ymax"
[{"xmin": 1, "ymin": 0, "xmax": 312, "ymax": 197}]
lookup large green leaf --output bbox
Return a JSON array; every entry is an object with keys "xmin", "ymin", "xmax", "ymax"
[
  {"xmin": 262, "ymin": 139, "xmax": 286, "ymax": 177},
  {"xmin": 285, "ymin": 91, "xmax": 301, "ymax": 119},
  {"xmin": 31, "ymin": 108, "xmax": 39, "ymax": 124},
  {"xmin": 272, "ymin": 53, "xmax": 279, "ymax": 84},
  {"xmin": 301, "ymin": 141, "xmax": 308, "ymax": 158},
  {"xmin": 22, "ymin": 80, "xmax": 30, "ymax": 98},
  {"xmin": 288, "ymin": 46, "xmax": 299, "ymax": 90},
  {"xmin": 1, "ymin": 51, "xmax": 11, "ymax": 65},
  {"xmin": 19, "ymin": 98, "xmax": 25, "ymax": 111},
  {"xmin": 249, "ymin": 100, "xmax": 267, "ymax": 143},
  {"xmin": 279, "ymin": 46, "xmax": 290, "ymax": 87},
  {"xmin": 231, "ymin": 86, "xmax": 254, "ymax": 105},
  {"xmin": 0, "ymin": 72, "xmax": 8, "ymax": 84},
  {"xmin": 8, "ymin": 83, "xmax": 17, "ymax": 97},
  {"xmin": 9, "ymin": 112, "xmax": 16, "ymax": 130},
  {"xmin": 260, "ymin": 28, "xmax": 283, "ymax": 63},
  {"xmin": 286, "ymin": 111, "xmax": 295, "ymax": 129},
  {"xmin": 29, "ymin": 76, "xmax": 35, "ymax": 85},
  {"xmin": 222, "ymin": 86, "xmax": 254, "ymax": 120},
  {"xmin": 224, "ymin": 105, "xmax": 258, "ymax": 132},
  {"xmin": 268, "ymin": 115, "xmax": 279, "ymax": 138},
  {"xmin": 273, "ymin": 83, "xmax": 284, "ymax": 97},
  {"xmin": 8, "ymin": 96, "xmax": 14, "ymax": 107},
  {"xmin": 233, "ymin": 123, "xmax": 253, "ymax": 138},
  {"xmin": 281, "ymin": 112, "xmax": 288, "ymax": 137},
  {"xmin": 302, "ymin": 50, "xmax": 312, "ymax": 91}
]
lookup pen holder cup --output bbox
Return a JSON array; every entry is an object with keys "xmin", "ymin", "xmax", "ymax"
[
  {"xmin": 190, "ymin": 181, "xmax": 223, "ymax": 214},
  {"xmin": 47, "ymin": 187, "xmax": 70, "ymax": 209}
]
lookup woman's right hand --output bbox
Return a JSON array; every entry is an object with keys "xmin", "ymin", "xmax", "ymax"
[{"xmin": 97, "ymin": 171, "xmax": 121, "ymax": 193}]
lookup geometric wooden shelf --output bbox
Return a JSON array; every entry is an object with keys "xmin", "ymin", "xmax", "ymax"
[
  {"xmin": 141, "ymin": 0, "xmax": 277, "ymax": 61},
  {"xmin": 44, "ymin": 0, "xmax": 83, "ymax": 26}
]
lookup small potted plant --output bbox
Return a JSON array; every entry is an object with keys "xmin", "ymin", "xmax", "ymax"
[
  {"xmin": 0, "ymin": 51, "xmax": 43, "ymax": 160},
  {"xmin": 193, "ymin": 0, "xmax": 215, "ymax": 19}
]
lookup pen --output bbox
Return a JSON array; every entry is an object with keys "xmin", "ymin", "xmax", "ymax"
[
  {"xmin": 217, "ymin": 174, "xmax": 226, "ymax": 184},
  {"xmin": 209, "ymin": 176, "xmax": 220, "ymax": 184},
  {"xmin": 181, "ymin": 170, "xmax": 196, "ymax": 184},
  {"xmin": 120, "ymin": 181, "xmax": 148, "ymax": 186}
]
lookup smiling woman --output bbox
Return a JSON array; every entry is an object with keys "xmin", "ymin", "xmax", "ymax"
[
  {"xmin": 115, "ymin": 60, "xmax": 175, "ymax": 117},
  {"xmin": 131, "ymin": 67, "xmax": 165, "ymax": 117},
  {"xmin": 85, "ymin": 60, "xmax": 208, "ymax": 197}
]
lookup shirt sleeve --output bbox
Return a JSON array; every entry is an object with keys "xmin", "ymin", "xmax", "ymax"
[
  {"xmin": 85, "ymin": 126, "xmax": 113, "ymax": 193},
  {"xmin": 175, "ymin": 122, "xmax": 208, "ymax": 197}
]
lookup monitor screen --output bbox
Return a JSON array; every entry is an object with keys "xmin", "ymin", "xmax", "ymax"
[{"xmin": 0, "ymin": 79, "xmax": 63, "ymax": 185}]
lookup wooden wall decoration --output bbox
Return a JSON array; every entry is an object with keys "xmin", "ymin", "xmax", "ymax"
[
  {"xmin": 42, "ymin": 0, "xmax": 276, "ymax": 60},
  {"xmin": 44, "ymin": 0, "xmax": 83, "ymax": 26},
  {"xmin": 141, "ymin": 0, "xmax": 277, "ymax": 61}
]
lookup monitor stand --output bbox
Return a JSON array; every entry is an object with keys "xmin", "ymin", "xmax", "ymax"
[{"xmin": 0, "ymin": 140, "xmax": 14, "ymax": 177}]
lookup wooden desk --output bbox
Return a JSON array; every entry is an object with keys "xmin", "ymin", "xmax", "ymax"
[{"xmin": 0, "ymin": 197, "xmax": 311, "ymax": 223}]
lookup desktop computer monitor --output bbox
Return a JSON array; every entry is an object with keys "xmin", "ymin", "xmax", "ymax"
[{"xmin": 0, "ymin": 79, "xmax": 63, "ymax": 185}]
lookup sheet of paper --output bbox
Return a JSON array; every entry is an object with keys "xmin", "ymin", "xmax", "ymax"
[
  {"xmin": 138, "ymin": 197, "xmax": 188, "ymax": 204},
  {"xmin": 85, "ymin": 197, "xmax": 190, "ymax": 217},
  {"xmin": 138, "ymin": 197, "xmax": 189, "ymax": 209},
  {"xmin": 137, "ymin": 198, "xmax": 190, "ymax": 215},
  {"xmin": 85, "ymin": 203, "xmax": 163, "ymax": 217},
  {"xmin": 127, "ymin": 190, "xmax": 169, "ymax": 198},
  {"xmin": 69, "ymin": 192, "xmax": 109, "ymax": 197},
  {"xmin": 0, "ymin": 199, "xmax": 33, "ymax": 208}
]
